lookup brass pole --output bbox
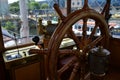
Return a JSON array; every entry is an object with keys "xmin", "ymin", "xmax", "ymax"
[{"xmin": 105, "ymin": 0, "xmax": 111, "ymax": 24}]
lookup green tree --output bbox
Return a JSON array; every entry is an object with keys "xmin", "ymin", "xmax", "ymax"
[
  {"xmin": 3, "ymin": 21, "xmax": 15, "ymax": 31},
  {"xmin": 40, "ymin": 3, "xmax": 49, "ymax": 9},
  {"xmin": 28, "ymin": 1, "xmax": 40, "ymax": 10},
  {"xmin": 9, "ymin": 1, "xmax": 19, "ymax": 14}
]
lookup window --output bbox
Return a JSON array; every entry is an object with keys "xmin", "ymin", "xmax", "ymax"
[
  {"xmin": 72, "ymin": 2, "xmax": 75, "ymax": 6},
  {"xmin": 75, "ymin": 25, "xmax": 78, "ymax": 29},
  {"xmin": 1, "ymin": 0, "xmax": 57, "ymax": 48},
  {"xmin": 78, "ymin": 25, "xmax": 81, "ymax": 29},
  {"xmin": 77, "ymin": 2, "xmax": 80, "ymax": 5},
  {"xmin": 111, "ymin": 28, "xmax": 120, "ymax": 35}
]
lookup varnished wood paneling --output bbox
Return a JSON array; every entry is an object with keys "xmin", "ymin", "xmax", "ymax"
[{"xmin": 13, "ymin": 62, "xmax": 41, "ymax": 80}]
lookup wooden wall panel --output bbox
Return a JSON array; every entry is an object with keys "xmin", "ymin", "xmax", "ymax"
[
  {"xmin": 109, "ymin": 37, "xmax": 120, "ymax": 68},
  {"xmin": 13, "ymin": 62, "xmax": 41, "ymax": 80}
]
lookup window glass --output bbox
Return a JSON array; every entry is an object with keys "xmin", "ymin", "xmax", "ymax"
[
  {"xmin": 72, "ymin": 2, "xmax": 75, "ymax": 5},
  {"xmin": 77, "ymin": 2, "xmax": 80, "ymax": 5},
  {"xmin": 1, "ymin": 0, "xmax": 120, "ymax": 49},
  {"xmin": 1, "ymin": 0, "xmax": 58, "ymax": 48},
  {"xmin": 75, "ymin": 25, "xmax": 78, "ymax": 29},
  {"xmin": 78, "ymin": 25, "xmax": 81, "ymax": 29}
]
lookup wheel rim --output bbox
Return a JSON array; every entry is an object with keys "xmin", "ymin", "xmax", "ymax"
[{"xmin": 48, "ymin": 9, "xmax": 110, "ymax": 80}]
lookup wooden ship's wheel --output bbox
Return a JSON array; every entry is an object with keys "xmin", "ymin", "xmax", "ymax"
[{"xmin": 30, "ymin": 0, "xmax": 111, "ymax": 80}]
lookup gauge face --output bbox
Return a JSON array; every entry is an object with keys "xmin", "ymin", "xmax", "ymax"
[{"xmin": 6, "ymin": 53, "xmax": 22, "ymax": 60}]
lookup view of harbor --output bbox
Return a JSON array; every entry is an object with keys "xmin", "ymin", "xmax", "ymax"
[{"xmin": 0, "ymin": 0, "xmax": 120, "ymax": 47}]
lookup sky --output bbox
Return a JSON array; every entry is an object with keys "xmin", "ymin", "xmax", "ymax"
[
  {"xmin": 8, "ymin": 0, "xmax": 18, "ymax": 3},
  {"xmin": 8, "ymin": 0, "xmax": 44, "ymax": 4}
]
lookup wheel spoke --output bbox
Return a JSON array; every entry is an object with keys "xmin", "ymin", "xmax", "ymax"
[
  {"xmin": 69, "ymin": 62, "xmax": 80, "ymax": 80},
  {"xmin": 83, "ymin": 0, "xmax": 89, "ymax": 9},
  {"xmin": 29, "ymin": 49, "xmax": 48, "ymax": 55},
  {"xmin": 58, "ymin": 49, "xmax": 79, "ymax": 55},
  {"xmin": 83, "ymin": 35, "xmax": 105, "ymax": 53},
  {"xmin": 82, "ymin": 18, "xmax": 88, "ymax": 40},
  {"xmin": 57, "ymin": 56, "xmax": 77, "ymax": 77},
  {"xmin": 88, "ymin": 22, "xmax": 98, "ymax": 39},
  {"xmin": 68, "ymin": 28, "xmax": 81, "ymax": 49},
  {"xmin": 80, "ymin": 65, "xmax": 86, "ymax": 80},
  {"xmin": 79, "ymin": 18, "xmax": 89, "ymax": 50},
  {"xmin": 101, "ymin": 2, "xmax": 108, "ymax": 15},
  {"xmin": 53, "ymin": 4, "xmax": 65, "ymax": 20}
]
